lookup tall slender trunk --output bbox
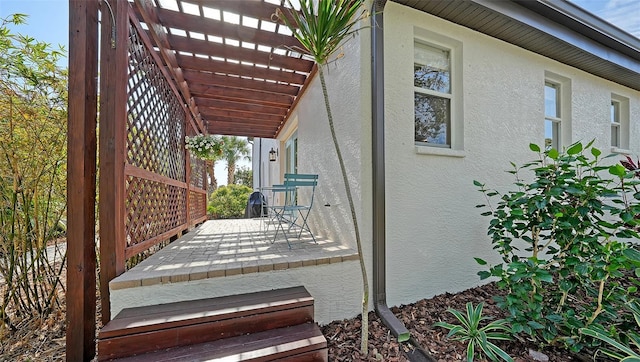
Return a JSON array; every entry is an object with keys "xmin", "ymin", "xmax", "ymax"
[
  {"xmin": 227, "ymin": 161, "xmax": 236, "ymax": 185},
  {"xmin": 319, "ymin": 67, "xmax": 369, "ymax": 353},
  {"xmin": 210, "ymin": 161, "xmax": 218, "ymax": 193}
]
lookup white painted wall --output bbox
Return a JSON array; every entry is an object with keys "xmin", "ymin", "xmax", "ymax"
[
  {"xmin": 382, "ymin": 1, "xmax": 640, "ymax": 308},
  {"xmin": 110, "ymin": 260, "xmax": 362, "ymax": 325},
  {"xmin": 284, "ymin": 26, "xmax": 373, "ymax": 261},
  {"xmin": 251, "ymin": 137, "xmax": 280, "ymax": 191}
]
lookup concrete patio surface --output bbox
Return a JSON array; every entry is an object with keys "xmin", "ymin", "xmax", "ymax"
[{"xmin": 110, "ymin": 218, "xmax": 359, "ymax": 290}]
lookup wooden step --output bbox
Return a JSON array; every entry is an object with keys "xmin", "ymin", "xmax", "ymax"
[
  {"xmin": 98, "ymin": 286, "xmax": 314, "ymax": 361},
  {"xmin": 111, "ymin": 323, "xmax": 327, "ymax": 362}
]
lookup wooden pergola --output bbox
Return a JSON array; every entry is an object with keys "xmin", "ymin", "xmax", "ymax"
[{"xmin": 67, "ymin": 0, "xmax": 315, "ymax": 360}]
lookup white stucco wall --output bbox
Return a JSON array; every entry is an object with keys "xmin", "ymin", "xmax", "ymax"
[
  {"xmin": 110, "ymin": 260, "xmax": 362, "ymax": 325},
  {"xmin": 251, "ymin": 137, "xmax": 280, "ymax": 191},
  {"xmin": 383, "ymin": 1, "xmax": 640, "ymax": 308},
  {"xmin": 282, "ymin": 16, "xmax": 374, "ymax": 304}
]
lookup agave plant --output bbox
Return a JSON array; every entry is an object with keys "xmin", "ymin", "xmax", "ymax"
[
  {"xmin": 434, "ymin": 302, "xmax": 514, "ymax": 362},
  {"xmin": 275, "ymin": 0, "xmax": 372, "ymax": 353}
]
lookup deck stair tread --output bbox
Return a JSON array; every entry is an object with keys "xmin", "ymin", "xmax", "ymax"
[
  {"xmin": 98, "ymin": 286, "xmax": 326, "ymax": 361},
  {"xmin": 111, "ymin": 323, "xmax": 327, "ymax": 362},
  {"xmin": 100, "ymin": 286, "xmax": 313, "ymax": 338}
]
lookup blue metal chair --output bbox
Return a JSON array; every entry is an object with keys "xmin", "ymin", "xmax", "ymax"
[
  {"xmin": 283, "ymin": 173, "xmax": 318, "ymax": 243},
  {"xmin": 268, "ymin": 174, "xmax": 318, "ymax": 248}
]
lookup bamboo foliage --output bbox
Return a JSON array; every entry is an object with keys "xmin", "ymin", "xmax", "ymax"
[{"xmin": 0, "ymin": 15, "xmax": 68, "ymax": 330}]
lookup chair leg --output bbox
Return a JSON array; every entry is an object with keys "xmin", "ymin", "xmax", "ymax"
[
  {"xmin": 272, "ymin": 210, "xmax": 292, "ymax": 249},
  {"xmin": 297, "ymin": 209, "xmax": 316, "ymax": 243}
]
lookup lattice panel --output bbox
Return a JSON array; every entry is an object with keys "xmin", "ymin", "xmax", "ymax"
[
  {"xmin": 126, "ymin": 22, "xmax": 186, "ymax": 182},
  {"xmin": 189, "ymin": 191, "xmax": 207, "ymax": 221},
  {"xmin": 125, "ymin": 176, "xmax": 187, "ymax": 247},
  {"xmin": 189, "ymin": 155, "xmax": 206, "ymax": 190}
]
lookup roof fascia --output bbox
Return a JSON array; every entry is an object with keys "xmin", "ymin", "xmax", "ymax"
[{"xmin": 470, "ymin": 0, "xmax": 640, "ymax": 75}]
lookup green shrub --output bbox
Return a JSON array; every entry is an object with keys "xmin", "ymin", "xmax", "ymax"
[
  {"xmin": 475, "ymin": 141, "xmax": 640, "ymax": 352},
  {"xmin": 207, "ymin": 184, "xmax": 252, "ymax": 219}
]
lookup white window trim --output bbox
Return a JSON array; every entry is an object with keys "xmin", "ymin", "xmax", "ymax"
[
  {"xmin": 544, "ymin": 71, "xmax": 572, "ymax": 151},
  {"xmin": 413, "ymin": 28, "xmax": 464, "ymax": 157},
  {"xmin": 544, "ymin": 81, "xmax": 562, "ymax": 151},
  {"xmin": 611, "ymin": 93, "xmax": 630, "ymax": 154}
]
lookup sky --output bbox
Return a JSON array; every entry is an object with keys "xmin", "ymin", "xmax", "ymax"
[{"xmin": 1, "ymin": 0, "xmax": 638, "ymax": 183}]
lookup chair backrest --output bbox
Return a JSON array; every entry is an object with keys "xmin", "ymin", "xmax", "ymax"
[{"xmin": 284, "ymin": 173, "xmax": 318, "ymax": 207}]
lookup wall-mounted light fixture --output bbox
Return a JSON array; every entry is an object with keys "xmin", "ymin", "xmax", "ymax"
[{"xmin": 269, "ymin": 147, "xmax": 278, "ymax": 162}]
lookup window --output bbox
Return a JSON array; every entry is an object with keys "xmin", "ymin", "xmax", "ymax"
[
  {"xmin": 285, "ymin": 131, "xmax": 297, "ymax": 174},
  {"xmin": 611, "ymin": 100, "xmax": 621, "ymax": 147},
  {"xmin": 610, "ymin": 93, "xmax": 630, "ymax": 151},
  {"xmin": 544, "ymin": 82, "xmax": 561, "ymax": 150},
  {"xmin": 414, "ymin": 42, "xmax": 451, "ymax": 147}
]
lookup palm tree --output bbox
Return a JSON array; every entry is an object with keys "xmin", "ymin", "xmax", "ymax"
[
  {"xmin": 276, "ymin": 0, "xmax": 370, "ymax": 353},
  {"xmin": 208, "ymin": 153, "xmax": 223, "ymax": 193},
  {"xmin": 221, "ymin": 136, "xmax": 250, "ymax": 185}
]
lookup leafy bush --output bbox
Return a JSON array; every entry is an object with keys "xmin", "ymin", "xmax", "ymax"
[
  {"xmin": 581, "ymin": 300, "xmax": 640, "ymax": 361},
  {"xmin": 0, "ymin": 14, "xmax": 68, "ymax": 327},
  {"xmin": 475, "ymin": 141, "xmax": 640, "ymax": 351},
  {"xmin": 207, "ymin": 184, "xmax": 252, "ymax": 219},
  {"xmin": 434, "ymin": 302, "xmax": 513, "ymax": 362}
]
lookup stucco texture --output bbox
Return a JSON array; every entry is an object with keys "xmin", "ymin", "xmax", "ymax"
[
  {"xmin": 383, "ymin": 1, "xmax": 640, "ymax": 308},
  {"xmin": 110, "ymin": 260, "xmax": 363, "ymax": 325}
]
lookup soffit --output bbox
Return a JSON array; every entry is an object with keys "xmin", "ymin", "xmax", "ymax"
[
  {"xmin": 131, "ymin": 0, "xmax": 315, "ymax": 138},
  {"xmin": 393, "ymin": 0, "xmax": 640, "ymax": 91}
]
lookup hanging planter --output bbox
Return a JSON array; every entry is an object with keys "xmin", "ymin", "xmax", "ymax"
[{"xmin": 185, "ymin": 134, "xmax": 224, "ymax": 160}]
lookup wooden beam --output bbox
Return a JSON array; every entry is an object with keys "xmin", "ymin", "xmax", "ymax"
[
  {"xmin": 195, "ymin": 97, "xmax": 287, "ymax": 116},
  {"xmin": 190, "ymin": 83, "xmax": 293, "ymax": 106},
  {"xmin": 182, "ymin": 69, "xmax": 299, "ymax": 96},
  {"xmin": 153, "ymin": 7, "xmax": 302, "ymax": 49},
  {"xmin": 167, "ymin": 34, "xmax": 313, "ymax": 72},
  {"xmin": 98, "ymin": 0, "xmax": 129, "ymax": 325},
  {"xmin": 207, "ymin": 123, "xmax": 278, "ymax": 138},
  {"xmin": 207, "ymin": 120, "xmax": 276, "ymax": 131},
  {"xmin": 200, "ymin": 108, "xmax": 284, "ymax": 123},
  {"xmin": 176, "ymin": 54, "xmax": 307, "ymax": 85},
  {"xmin": 186, "ymin": 0, "xmax": 301, "ymax": 28},
  {"xmin": 133, "ymin": 0, "xmax": 204, "ymax": 132},
  {"xmin": 67, "ymin": 1, "xmax": 98, "ymax": 361}
]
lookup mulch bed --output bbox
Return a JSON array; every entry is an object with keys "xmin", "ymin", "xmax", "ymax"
[
  {"xmin": 2, "ymin": 279, "xmax": 605, "ymax": 361},
  {"xmin": 322, "ymin": 282, "xmax": 591, "ymax": 361}
]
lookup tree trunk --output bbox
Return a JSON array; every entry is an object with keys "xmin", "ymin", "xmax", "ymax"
[
  {"xmin": 209, "ymin": 161, "xmax": 217, "ymax": 194},
  {"xmin": 319, "ymin": 67, "xmax": 369, "ymax": 354},
  {"xmin": 227, "ymin": 161, "xmax": 236, "ymax": 185}
]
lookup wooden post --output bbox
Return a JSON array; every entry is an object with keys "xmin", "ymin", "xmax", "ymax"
[
  {"xmin": 185, "ymin": 132, "xmax": 192, "ymax": 227},
  {"xmin": 98, "ymin": 0, "xmax": 129, "ymax": 324},
  {"xmin": 67, "ymin": 1, "xmax": 98, "ymax": 361}
]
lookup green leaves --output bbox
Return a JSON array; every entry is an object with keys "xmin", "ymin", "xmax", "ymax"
[
  {"xmin": 276, "ymin": 0, "xmax": 366, "ymax": 65},
  {"xmin": 434, "ymin": 303, "xmax": 514, "ymax": 362},
  {"xmin": 475, "ymin": 141, "xmax": 640, "ymax": 351},
  {"xmin": 567, "ymin": 142, "xmax": 583, "ymax": 155},
  {"xmin": 529, "ymin": 143, "xmax": 541, "ymax": 152}
]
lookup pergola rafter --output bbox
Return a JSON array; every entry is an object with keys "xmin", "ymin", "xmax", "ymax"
[{"xmin": 131, "ymin": 0, "xmax": 314, "ymax": 137}]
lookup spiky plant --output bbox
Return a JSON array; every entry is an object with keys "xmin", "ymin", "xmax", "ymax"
[{"xmin": 275, "ymin": 0, "xmax": 371, "ymax": 353}]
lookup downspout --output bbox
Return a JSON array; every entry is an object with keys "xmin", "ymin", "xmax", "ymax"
[{"xmin": 371, "ymin": 2, "xmax": 434, "ymax": 360}]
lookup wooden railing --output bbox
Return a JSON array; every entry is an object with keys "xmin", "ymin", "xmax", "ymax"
[{"xmin": 98, "ymin": 2, "xmax": 207, "ymax": 322}]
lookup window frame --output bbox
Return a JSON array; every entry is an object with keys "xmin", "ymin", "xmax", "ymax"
[
  {"xmin": 611, "ymin": 99, "xmax": 621, "ymax": 148},
  {"xmin": 412, "ymin": 30, "xmax": 463, "ymax": 156},
  {"xmin": 543, "ymin": 72, "xmax": 572, "ymax": 151},
  {"xmin": 544, "ymin": 81, "xmax": 562, "ymax": 151},
  {"xmin": 610, "ymin": 93, "xmax": 630, "ymax": 153}
]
